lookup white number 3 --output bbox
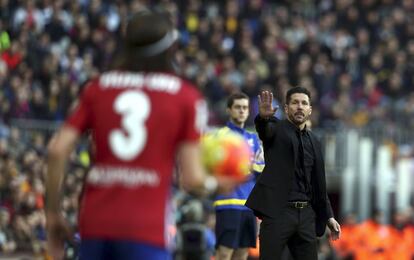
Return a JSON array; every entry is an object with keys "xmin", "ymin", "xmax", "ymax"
[{"xmin": 109, "ymin": 90, "xmax": 150, "ymax": 161}]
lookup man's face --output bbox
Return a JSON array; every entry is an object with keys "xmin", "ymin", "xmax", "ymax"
[
  {"xmin": 284, "ymin": 93, "xmax": 312, "ymax": 126},
  {"xmin": 228, "ymin": 98, "xmax": 249, "ymax": 125}
]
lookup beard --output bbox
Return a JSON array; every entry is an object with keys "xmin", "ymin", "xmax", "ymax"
[{"xmin": 288, "ymin": 112, "xmax": 308, "ymax": 125}]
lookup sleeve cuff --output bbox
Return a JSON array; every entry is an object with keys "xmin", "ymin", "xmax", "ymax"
[{"xmin": 254, "ymin": 115, "xmax": 276, "ymax": 123}]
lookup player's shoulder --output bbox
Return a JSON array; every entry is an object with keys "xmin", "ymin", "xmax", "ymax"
[
  {"xmin": 173, "ymin": 74, "xmax": 202, "ymax": 99},
  {"xmin": 245, "ymin": 128, "xmax": 259, "ymax": 139},
  {"xmin": 217, "ymin": 126, "xmax": 232, "ymax": 135},
  {"xmin": 164, "ymin": 74, "xmax": 205, "ymax": 111},
  {"xmin": 99, "ymin": 70, "xmax": 200, "ymax": 95},
  {"xmin": 83, "ymin": 76, "xmax": 100, "ymax": 88},
  {"xmin": 78, "ymin": 76, "xmax": 101, "ymax": 97}
]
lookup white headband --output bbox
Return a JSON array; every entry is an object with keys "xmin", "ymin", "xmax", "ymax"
[{"xmin": 134, "ymin": 29, "xmax": 179, "ymax": 56}]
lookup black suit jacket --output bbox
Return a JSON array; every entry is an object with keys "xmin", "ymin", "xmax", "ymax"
[{"xmin": 245, "ymin": 116, "xmax": 333, "ymax": 237}]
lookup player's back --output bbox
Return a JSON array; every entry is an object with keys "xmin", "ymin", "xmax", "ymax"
[{"xmin": 65, "ymin": 70, "xmax": 205, "ymax": 247}]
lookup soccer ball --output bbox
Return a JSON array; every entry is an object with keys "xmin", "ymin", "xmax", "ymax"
[{"xmin": 201, "ymin": 130, "xmax": 252, "ymax": 182}]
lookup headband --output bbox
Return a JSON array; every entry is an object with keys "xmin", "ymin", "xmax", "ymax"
[{"xmin": 134, "ymin": 29, "xmax": 179, "ymax": 57}]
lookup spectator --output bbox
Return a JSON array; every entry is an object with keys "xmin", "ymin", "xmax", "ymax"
[{"xmin": 0, "ymin": 207, "xmax": 16, "ymax": 253}]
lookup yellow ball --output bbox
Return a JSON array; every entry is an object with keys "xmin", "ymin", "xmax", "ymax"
[{"xmin": 201, "ymin": 130, "xmax": 252, "ymax": 182}]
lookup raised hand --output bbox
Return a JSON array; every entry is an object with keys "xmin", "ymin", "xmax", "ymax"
[{"xmin": 258, "ymin": 91, "xmax": 277, "ymax": 119}]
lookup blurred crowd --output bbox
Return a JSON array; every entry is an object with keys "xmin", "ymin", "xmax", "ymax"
[
  {"xmin": 329, "ymin": 210, "xmax": 414, "ymax": 260},
  {"xmin": 0, "ymin": 0, "xmax": 414, "ymax": 127},
  {"xmin": 0, "ymin": 126, "xmax": 88, "ymax": 257},
  {"xmin": 0, "ymin": 0, "xmax": 414, "ymax": 258}
]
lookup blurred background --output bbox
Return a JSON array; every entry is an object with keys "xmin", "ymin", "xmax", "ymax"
[{"xmin": 0, "ymin": 0, "xmax": 413, "ymax": 259}]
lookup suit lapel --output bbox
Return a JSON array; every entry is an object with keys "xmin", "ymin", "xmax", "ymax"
[
  {"xmin": 308, "ymin": 132, "xmax": 326, "ymax": 198},
  {"xmin": 283, "ymin": 120, "xmax": 299, "ymax": 167}
]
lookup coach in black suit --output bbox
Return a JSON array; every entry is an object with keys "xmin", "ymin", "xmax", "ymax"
[{"xmin": 246, "ymin": 87, "xmax": 341, "ymax": 260}]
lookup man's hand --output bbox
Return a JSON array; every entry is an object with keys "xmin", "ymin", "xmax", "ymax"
[
  {"xmin": 46, "ymin": 212, "xmax": 72, "ymax": 260},
  {"xmin": 327, "ymin": 217, "xmax": 341, "ymax": 241},
  {"xmin": 258, "ymin": 91, "xmax": 278, "ymax": 119}
]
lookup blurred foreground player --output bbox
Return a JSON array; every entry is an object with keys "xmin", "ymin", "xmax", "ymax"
[{"xmin": 45, "ymin": 11, "xmax": 235, "ymax": 260}]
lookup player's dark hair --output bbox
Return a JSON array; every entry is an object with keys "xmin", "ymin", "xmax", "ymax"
[
  {"xmin": 113, "ymin": 11, "xmax": 176, "ymax": 72},
  {"xmin": 227, "ymin": 92, "xmax": 249, "ymax": 108},
  {"xmin": 285, "ymin": 86, "xmax": 311, "ymax": 105}
]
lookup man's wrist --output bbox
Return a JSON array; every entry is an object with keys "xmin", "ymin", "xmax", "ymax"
[
  {"xmin": 45, "ymin": 207, "xmax": 60, "ymax": 214},
  {"xmin": 45, "ymin": 196, "xmax": 60, "ymax": 213},
  {"xmin": 259, "ymin": 114, "xmax": 270, "ymax": 120},
  {"xmin": 255, "ymin": 114, "xmax": 270, "ymax": 123}
]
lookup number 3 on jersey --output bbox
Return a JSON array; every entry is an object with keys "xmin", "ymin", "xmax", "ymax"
[{"xmin": 109, "ymin": 90, "xmax": 150, "ymax": 161}]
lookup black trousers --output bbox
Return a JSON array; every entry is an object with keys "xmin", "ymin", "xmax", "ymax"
[{"xmin": 259, "ymin": 206, "xmax": 317, "ymax": 260}]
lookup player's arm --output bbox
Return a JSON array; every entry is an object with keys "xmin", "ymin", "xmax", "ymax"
[
  {"xmin": 178, "ymin": 141, "xmax": 236, "ymax": 195},
  {"xmin": 46, "ymin": 126, "xmax": 80, "ymax": 212},
  {"xmin": 46, "ymin": 126, "xmax": 80, "ymax": 259},
  {"xmin": 180, "ymin": 87, "xmax": 238, "ymax": 194},
  {"xmin": 177, "ymin": 141, "xmax": 206, "ymax": 192}
]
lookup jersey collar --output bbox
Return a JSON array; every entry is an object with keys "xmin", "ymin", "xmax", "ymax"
[{"xmin": 226, "ymin": 121, "xmax": 245, "ymax": 135}]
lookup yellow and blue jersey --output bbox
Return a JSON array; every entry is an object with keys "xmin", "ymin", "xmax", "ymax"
[{"xmin": 213, "ymin": 122, "xmax": 264, "ymax": 211}]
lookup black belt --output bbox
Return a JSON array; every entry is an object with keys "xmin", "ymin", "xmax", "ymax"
[{"xmin": 287, "ymin": 201, "xmax": 309, "ymax": 209}]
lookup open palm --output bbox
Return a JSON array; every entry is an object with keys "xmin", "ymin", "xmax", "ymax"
[{"xmin": 258, "ymin": 91, "xmax": 277, "ymax": 118}]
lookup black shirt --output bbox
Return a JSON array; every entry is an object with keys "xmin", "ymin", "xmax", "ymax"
[{"xmin": 288, "ymin": 126, "xmax": 315, "ymax": 202}]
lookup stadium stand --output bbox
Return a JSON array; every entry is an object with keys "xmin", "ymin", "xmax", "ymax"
[{"xmin": 0, "ymin": 0, "xmax": 413, "ymax": 259}]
